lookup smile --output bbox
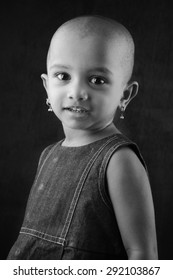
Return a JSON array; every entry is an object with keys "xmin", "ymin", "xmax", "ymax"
[{"xmin": 63, "ymin": 106, "xmax": 89, "ymax": 114}]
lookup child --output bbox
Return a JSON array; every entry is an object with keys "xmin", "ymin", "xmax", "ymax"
[{"xmin": 7, "ymin": 15, "xmax": 158, "ymax": 260}]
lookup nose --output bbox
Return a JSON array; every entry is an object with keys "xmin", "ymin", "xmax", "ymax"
[{"xmin": 67, "ymin": 80, "xmax": 88, "ymax": 101}]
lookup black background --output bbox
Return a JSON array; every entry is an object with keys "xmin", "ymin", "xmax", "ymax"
[{"xmin": 0, "ymin": 0, "xmax": 173, "ymax": 259}]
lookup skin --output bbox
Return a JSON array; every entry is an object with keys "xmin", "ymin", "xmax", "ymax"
[
  {"xmin": 41, "ymin": 16, "xmax": 158, "ymax": 259},
  {"xmin": 107, "ymin": 148, "xmax": 158, "ymax": 259},
  {"xmin": 42, "ymin": 17, "xmax": 138, "ymax": 146}
]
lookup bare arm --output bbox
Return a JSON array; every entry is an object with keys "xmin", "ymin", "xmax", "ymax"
[{"xmin": 107, "ymin": 147, "xmax": 158, "ymax": 260}]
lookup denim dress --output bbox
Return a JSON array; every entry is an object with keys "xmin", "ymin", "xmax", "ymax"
[{"xmin": 7, "ymin": 133, "xmax": 146, "ymax": 260}]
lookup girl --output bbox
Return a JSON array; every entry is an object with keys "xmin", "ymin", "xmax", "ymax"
[{"xmin": 7, "ymin": 15, "xmax": 158, "ymax": 260}]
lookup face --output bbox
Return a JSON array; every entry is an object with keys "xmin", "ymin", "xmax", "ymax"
[{"xmin": 42, "ymin": 29, "xmax": 131, "ymax": 132}]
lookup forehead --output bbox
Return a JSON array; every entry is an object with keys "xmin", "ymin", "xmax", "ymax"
[{"xmin": 48, "ymin": 28, "xmax": 128, "ymax": 70}]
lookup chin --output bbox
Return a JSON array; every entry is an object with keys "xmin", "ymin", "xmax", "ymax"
[{"xmin": 63, "ymin": 122, "xmax": 89, "ymax": 130}]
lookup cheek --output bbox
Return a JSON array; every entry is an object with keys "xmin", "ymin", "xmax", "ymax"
[
  {"xmin": 47, "ymin": 84, "xmax": 63, "ymax": 101},
  {"xmin": 109, "ymin": 87, "xmax": 124, "ymax": 105},
  {"xmin": 93, "ymin": 90, "xmax": 121, "ymax": 110}
]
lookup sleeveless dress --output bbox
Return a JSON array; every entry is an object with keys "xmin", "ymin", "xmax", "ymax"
[{"xmin": 7, "ymin": 133, "xmax": 146, "ymax": 260}]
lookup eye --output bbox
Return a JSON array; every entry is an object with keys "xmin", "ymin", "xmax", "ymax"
[
  {"xmin": 89, "ymin": 76, "xmax": 107, "ymax": 85},
  {"xmin": 54, "ymin": 72, "xmax": 71, "ymax": 81}
]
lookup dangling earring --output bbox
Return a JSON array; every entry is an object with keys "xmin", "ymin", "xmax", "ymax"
[
  {"xmin": 46, "ymin": 98, "xmax": 53, "ymax": 112},
  {"xmin": 120, "ymin": 105, "xmax": 125, "ymax": 119}
]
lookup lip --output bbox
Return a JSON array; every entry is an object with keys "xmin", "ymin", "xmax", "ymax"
[{"xmin": 63, "ymin": 105, "xmax": 90, "ymax": 112}]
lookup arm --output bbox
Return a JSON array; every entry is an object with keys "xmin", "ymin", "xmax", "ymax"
[{"xmin": 107, "ymin": 147, "xmax": 158, "ymax": 260}]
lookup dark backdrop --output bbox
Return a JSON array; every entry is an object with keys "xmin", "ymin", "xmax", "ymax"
[{"xmin": 0, "ymin": 0, "xmax": 173, "ymax": 259}]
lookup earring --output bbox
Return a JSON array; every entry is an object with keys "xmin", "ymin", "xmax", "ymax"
[
  {"xmin": 120, "ymin": 106, "xmax": 125, "ymax": 119},
  {"xmin": 46, "ymin": 98, "xmax": 53, "ymax": 112}
]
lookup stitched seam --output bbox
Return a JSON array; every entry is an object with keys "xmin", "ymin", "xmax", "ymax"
[
  {"xmin": 59, "ymin": 135, "xmax": 119, "ymax": 239},
  {"xmin": 20, "ymin": 231, "xmax": 64, "ymax": 245},
  {"xmin": 33, "ymin": 142, "xmax": 60, "ymax": 187},
  {"xmin": 37, "ymin": 145, "xmax": 54, "ymax": 169},
  {"xmin": 21, "ymin": 227, "xmax": 65, "ymax": 240},
  {"xmin": 98, "ymin": 140, "xmax": 132, "ymax": 210},
  {"xmin": 20, "ymin": 227, "xmax": 65, "ymax": 245}
]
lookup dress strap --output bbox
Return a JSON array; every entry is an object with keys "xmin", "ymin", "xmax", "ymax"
[
  {"xmin": 59, "ymin": 134, "xmax": 121, "ymax": 241},
  {"xmin": 98, "ymin": 136, "xmax": 148, "ymax": 211}
]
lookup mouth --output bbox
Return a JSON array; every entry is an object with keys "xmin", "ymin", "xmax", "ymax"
[{"xmin": 63, "ymin": 106, "xmax": 89, "ymax": 114}]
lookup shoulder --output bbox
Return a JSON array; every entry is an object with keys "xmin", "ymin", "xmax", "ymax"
[
  {"xmin": 106, "ymin": 146, "xmax": 150, "ymax": 200},
  {"xmin": 37, "ymin": 142, "xmax": 58, "ymax": 168},
  {"xmin": 40, "ymin": 142, "xmax": 56, "ymax": 158},
  {"xmin": 107, "ymin": 145, "xmax": 146, "ymax": 172}
]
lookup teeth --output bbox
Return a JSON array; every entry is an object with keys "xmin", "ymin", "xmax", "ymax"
[{"xmin": 66, "ymin": 107, "xmax": 87, "ymax": 113}]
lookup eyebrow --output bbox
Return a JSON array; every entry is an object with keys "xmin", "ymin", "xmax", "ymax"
[
  {"xmin": 90, "ymin": 67, "xmax": 113, "ymax": 75},
  {"xmin": 49, "ymin": 64, "xmax": 113, "ymax": 75},
  {"xmin": 49, "ymin": 64, "xmax": 72, "ymax": 70}
]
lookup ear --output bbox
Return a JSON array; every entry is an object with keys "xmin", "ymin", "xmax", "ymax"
[
  {"xmin": 120, "ymin": 81, "xmax": 139, "ymax": 109},
  {"xmin": 41, "ymin": 73, "xmax": 48, "ymax": 93}
]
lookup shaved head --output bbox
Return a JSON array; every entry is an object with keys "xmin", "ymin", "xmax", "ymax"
[{"xmin": 47, "ymin": 15, "xmax": 135, "ymax": 84}]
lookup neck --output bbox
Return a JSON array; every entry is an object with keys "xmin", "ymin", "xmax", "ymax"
[{"xmin": 62, "ymin": 123, "xmax": 120, "ymax": 147}]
